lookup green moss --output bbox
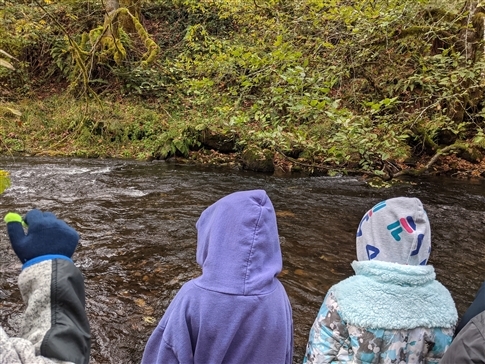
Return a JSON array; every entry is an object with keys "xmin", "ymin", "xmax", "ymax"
[{"xmin": 241, "ymin": 146, "xmax": 274, "ymax": 173}]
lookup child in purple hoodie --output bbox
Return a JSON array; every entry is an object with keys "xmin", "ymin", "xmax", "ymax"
[{"xmin": 141, "ymin": 189, "xmax": 294, "ymax": 364}]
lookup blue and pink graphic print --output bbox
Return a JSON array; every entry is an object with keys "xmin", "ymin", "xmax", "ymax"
[
  {"xmin": 357, "ymin": 201, "xmax": 386, "ymax": 260},
  {"xmin": 386, "ymin": 216, "xmax": 425, "ymax": 261},
  {"xmin": 356, "ymin": 201, "xmax": 387, "ymax": 237},
  {"xmin": 357, "ymin": 200, "xmax": 428, "ymax": 264},
  {"xmin": 387, "ymin": 216, "xmax": 416, "ymax": 241}
]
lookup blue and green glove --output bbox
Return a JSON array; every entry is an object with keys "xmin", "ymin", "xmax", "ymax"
[{"xmin": 4, "ymin": 209, "xmax": 79, "ymax": 269}]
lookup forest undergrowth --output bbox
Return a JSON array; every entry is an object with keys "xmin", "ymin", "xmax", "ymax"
[{"xmin": 1, "ymin": 0, "xmax": 485, "ymax": 182}]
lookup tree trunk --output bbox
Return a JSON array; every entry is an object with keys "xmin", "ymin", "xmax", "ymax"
[
  {"xmin": 104, "ymin": 0, "xmax": 120, "ymax": 39},
  {"xmin": 105, "ymin": 0, "xmax": 119, "ymax": 13}
]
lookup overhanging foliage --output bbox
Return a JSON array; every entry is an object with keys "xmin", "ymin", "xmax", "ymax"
[{"xmin": 1, "ymin": 0, "xmax": 485, "ymax": 178}]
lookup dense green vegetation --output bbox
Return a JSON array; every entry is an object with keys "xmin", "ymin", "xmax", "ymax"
[{"xmin": 1, "ymin": 0, "xmax": 485, "ymax": 178}]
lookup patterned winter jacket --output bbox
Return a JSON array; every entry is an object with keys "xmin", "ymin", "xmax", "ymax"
[
  {"xmin": 0, "ymin": 259, "xmax": 90, "ymax": 364},
  {"xmin": 303, "ymin": 260, "xmax": 457, "ymax": 364}
]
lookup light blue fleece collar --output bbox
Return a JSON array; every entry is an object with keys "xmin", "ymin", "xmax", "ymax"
[{"xmin": 332, "ymin": 260, "xmax": 457, "ymax": 329}]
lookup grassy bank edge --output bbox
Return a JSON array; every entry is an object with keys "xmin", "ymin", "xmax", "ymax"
[{"xmin": 1, "ymin": 95, "xmax": 485, "ymax": 182}]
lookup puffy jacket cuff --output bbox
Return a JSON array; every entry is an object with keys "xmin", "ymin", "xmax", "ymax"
[{"xmin": 22, "ymin": 255, "xmax": 73, "ymax": 270}]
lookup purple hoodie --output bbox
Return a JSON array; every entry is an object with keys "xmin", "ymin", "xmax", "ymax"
[{"xmin": 141, "ymin": 189, "xmax": 294, "ymax": 364}]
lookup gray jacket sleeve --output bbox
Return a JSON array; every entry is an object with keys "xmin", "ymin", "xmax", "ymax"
[
  {"xmin": 1, "ymin": 258, "xmax": 90, "ymax": 364},
  {"xmin": 454, "ymin": 280, "xmax": 485, "ymax": 336},
  {"xmin": 441, "ymin": 310, "xmax": 485, "ymax": 364},
  {"xmin": 0, "ymin": 326, "xmax": 63, "ymax": 363}
]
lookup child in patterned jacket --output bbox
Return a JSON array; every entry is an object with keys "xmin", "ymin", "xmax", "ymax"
[{"xmin": 304, "ymin": 197, "xmax": 457, "ymax": 364}]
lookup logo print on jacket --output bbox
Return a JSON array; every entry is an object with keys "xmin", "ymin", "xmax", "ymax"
[
  {"xmin": 386, "ymin": 216, "xmax": 416, "ymax": 241},
  {"xmin": 356, "ymin": 201, "xmax": 387, "ymax": 238},
  {"xmin": 386, "ymin": 216, "xmax": 426, "ymax": 263}
]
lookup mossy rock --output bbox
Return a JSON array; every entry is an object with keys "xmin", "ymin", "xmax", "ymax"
[
  {"xmin": 198, "ymin": 129, "xmax": 236, "ymax": 153},
  {"xmin": 240, "ymin": 147, "xmax": 275, "ymax": 173},
  {"xmin": 458, "ymin": 147, "xmax": 483, "ymax": 163}
]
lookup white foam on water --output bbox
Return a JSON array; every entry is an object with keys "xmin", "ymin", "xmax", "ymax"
[
  {"xmin": 11, "ymin": 167, "xmax": 91, "ymax": 178},
  {"xmin": 121, "ymin": 188, "xmax": 147, "ymax": 197},
  {"xmin": 90, "ymin": 167, "xmax": 112, "ymax": 175}
]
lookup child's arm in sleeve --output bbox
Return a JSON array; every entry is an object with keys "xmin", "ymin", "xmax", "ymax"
[
  {"xmin": 303, "ymin": 291, "xmax": 350, "ymax": 364},
  {"xmin": 1, "ymin": 326, "xmax": 65, "ymax": 364},
  {"xmin": 3, "ymin": 210, "xmax": 90, "ymax": 364},
  {"xmin": 441, "ymin": 311, "xmax": 485, "ymax": 364},
  {"xmin": 1, "ymin": 259, "xmax": 90, "ymax": 364}
]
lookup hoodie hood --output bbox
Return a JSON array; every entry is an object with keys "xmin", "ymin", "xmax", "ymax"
[
  {"xmin": 194, "ymin": 189, "xmax": 282, "ymax": 295},
  {"xmin": 356, "ymin": 197, "xmax": 431, "ymax": 265}
]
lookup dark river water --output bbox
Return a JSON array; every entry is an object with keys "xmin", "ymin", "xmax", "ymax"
[{"xmin": 0, "ymin": 157, "xmax": 484, "ymax": 363}]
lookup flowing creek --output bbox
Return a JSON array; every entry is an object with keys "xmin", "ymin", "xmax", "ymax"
[{"xmin": 0, "ymin": 157, "xmax": 484, "ymax": 363}]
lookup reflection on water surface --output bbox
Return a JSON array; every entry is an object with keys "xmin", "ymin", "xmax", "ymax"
[{"xmin": 0, "ymin": 157, "xmax": 484, "ymax": 363}]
